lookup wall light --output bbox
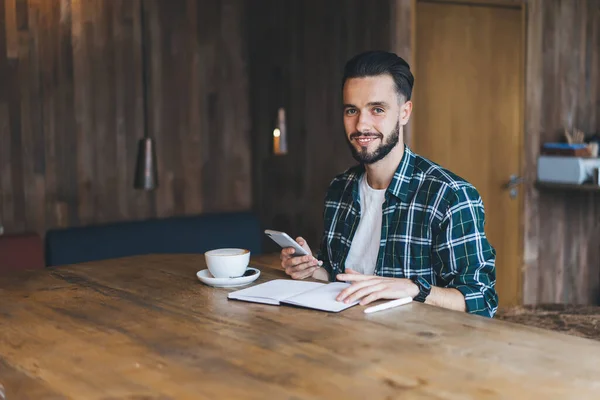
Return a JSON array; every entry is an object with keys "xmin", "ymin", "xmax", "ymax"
[{"xmin": 273, "ymin": 107, "xmax": 287, "ymax": 155}]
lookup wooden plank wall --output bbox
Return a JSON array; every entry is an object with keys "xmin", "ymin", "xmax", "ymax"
[
  {"xmin": 0, "ymin": 0, "xmax": 251, "ymax": 236},
  {"xmin": 523, "ymin": 0, "xmax": 600, "ymax": 305},
  {"xmin": 248, "ymin": 0, "xmax": 411, "ymax": 253}
]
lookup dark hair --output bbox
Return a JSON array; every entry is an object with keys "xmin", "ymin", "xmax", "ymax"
[{"xmin": 342, "ymin": 51, "xmax": 414, "ymax": 101}]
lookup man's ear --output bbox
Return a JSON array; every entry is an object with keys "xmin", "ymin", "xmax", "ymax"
[{"xmin": 400, "ymin": 101, "xmax": 413, "ymax": 126}]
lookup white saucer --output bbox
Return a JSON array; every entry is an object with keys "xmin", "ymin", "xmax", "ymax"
[{"xmin": 196, "ymin": 267, "xmax": 260, "ymax": 288}]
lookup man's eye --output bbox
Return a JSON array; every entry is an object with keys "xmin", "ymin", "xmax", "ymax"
[
  {"xmin": 373, "ymin": 107, "xmax": 384, "ymax": 114},
  {"xmin": 345, "ymin": 109, "xmax": 357, "ymax": 116}
]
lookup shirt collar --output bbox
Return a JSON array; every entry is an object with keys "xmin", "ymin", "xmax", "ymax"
[
  {"xmin": 386, "ymin": 144, "xmax": 416, "ymax": 202},
  {"xmin": 351, "ymin": 144, "xmax": 416, "ymax": 203}
]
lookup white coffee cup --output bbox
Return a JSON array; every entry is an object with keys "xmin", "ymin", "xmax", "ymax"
[{"xmin": 204, "ymin": 248, "xmax": 250, "ymax": 278}]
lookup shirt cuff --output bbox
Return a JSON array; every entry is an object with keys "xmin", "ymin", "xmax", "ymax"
[{"xmin": 452, "ymin": 284, "xmax": 495, "ymax": 318}]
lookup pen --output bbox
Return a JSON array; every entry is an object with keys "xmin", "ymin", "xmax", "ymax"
[{"xmin": 363, "ymin": 297, "xmax": 412, "ymax": 314}]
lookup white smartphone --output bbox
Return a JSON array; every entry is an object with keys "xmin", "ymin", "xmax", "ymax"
[{"xmin": 264, "ymin": 229, "xmax": 310, "ymax": 257}]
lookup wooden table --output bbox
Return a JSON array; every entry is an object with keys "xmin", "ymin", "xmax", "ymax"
[{"xmin": 1, "ymin": 254, "xmax": 599, "ymax": 399}]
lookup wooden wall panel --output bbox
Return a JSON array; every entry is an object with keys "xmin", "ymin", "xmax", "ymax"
[
  {"xmin": 4, "ymin": 0, "xmax": 17, "ymax": 59},
  {"xmin": 0, "ymin": 0, "xmax": 251, "ymax": 236},
  {"xmin": 524, "ymin": 0, "xmax": 600, "ymax": 305},
  {"xmin": 248, "ymin": 0, "xmax": 410, "ymax": 253},
  {"xmin": 522, "ymin": 0, "xmax": 543, "ymax": 305},
  {"xmin": 391, "ymin": 0, "xmax": 415, "ymax": 145}
]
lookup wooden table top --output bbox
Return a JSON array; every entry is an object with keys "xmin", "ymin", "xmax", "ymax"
[{"xmin": 1, "ymin": 254, "xmax": 599, "ymax": 400}]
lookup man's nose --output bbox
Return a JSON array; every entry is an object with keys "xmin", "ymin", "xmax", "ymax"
[{"xmin": 356, "ymin": 113, "xmax": 373, "ymax": 132}]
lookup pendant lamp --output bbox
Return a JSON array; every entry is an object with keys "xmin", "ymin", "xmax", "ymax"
[{"xmin": 134, "ymin": 0, "xmax": 158, "ymax": 190}]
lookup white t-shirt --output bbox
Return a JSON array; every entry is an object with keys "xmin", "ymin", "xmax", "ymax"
[{"xmin": 344, "ymin": 174, "xmax": 386, "ymax": 275}]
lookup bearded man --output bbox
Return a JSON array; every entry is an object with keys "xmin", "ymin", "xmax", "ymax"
[{"xmin": 280, "ymin": 51, "xmax": 498, "ymax": 318}]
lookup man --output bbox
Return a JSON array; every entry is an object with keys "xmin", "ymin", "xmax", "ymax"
[{"xmin": 280, "ymin": 50, "xmax": 497, "ymax": 318}]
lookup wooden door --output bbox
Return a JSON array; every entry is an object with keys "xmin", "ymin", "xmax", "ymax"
[{"xmin": 413, "ymin": 0, "xmax": 524, "ymax": 307}]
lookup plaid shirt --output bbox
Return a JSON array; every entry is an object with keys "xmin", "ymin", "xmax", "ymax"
[{"xmin": 317, "ymin": 145, "xmax": 498, "ymax": 318}]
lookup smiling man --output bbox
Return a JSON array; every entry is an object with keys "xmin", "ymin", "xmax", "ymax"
[{"xmin": 280, "ymin": 51, "xmax": 498, "ymax": 318}]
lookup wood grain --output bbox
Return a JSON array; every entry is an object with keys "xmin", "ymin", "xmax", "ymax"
[
  {"xmin": 522, "ymin": 0, "xmax": 544, "ymax": 305},
  {"xmin": 391, "ymin": 0, "xmax": 415, "ymax": 145},
  {"xmin": 4, "ymin": 0, "xmax": 17, "ymax": 58},
  {"xmin": 523, "ymin": 0, "xmax": 600, "ymax": 305},
  {"xmin": 1, "ymin": 253, "xmax": 600, "ymax": 399},
  {"xmin": 0, "ymin": 0, "xmax": 251, "ymax": 237},
  {"xmin": 0, "ymin": 357, "xmax": 67, "ymax": 400},
  {"xmin": 419, "ymin": 0, "xmax": 523, "ymax": 7},
  {"xmin": 7, "ymin": 58, "xmax": 25, "ymax": 232},
  {"xmin": 0, "ymin": 0, "xmax": 10, "ymax": 232}
]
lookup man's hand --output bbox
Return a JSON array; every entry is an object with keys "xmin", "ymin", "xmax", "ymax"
[
  {"xmin": 336, "ymin": 269, "xmax": 467, "ymax": 312},
  {"xmin": 336, "ymin": 269, "xmax": 419, "ymax": 305},
  {"xmin": 280, "ymin": 237, "xmax": 323, "ymax": 280}
]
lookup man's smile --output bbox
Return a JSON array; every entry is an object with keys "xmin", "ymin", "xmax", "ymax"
[
  {"xmin": 351, "ymin": 133, "xmax": 383, "ymax": 147},
  {"xmin": 356, "ymin": 137, "xmax": 378, "ymax": 146}
]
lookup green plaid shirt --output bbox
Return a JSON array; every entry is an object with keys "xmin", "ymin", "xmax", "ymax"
[{"xmin": 317, "ymin": 145, "xmax": 498, "ymax": 318}]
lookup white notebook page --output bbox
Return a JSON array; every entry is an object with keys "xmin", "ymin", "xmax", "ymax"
[
  {"xmin": 227, "ymin": 279, "xmax": 324, "ymax": 304},
  {"xmin": 282, "ymin": 282, "xmax": 359, "ymax": 312}
]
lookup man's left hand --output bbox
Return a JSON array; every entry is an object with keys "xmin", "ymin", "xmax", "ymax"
[{"xmin": 336, "ymin": 269, "xmax": 420, "ymax": 305}]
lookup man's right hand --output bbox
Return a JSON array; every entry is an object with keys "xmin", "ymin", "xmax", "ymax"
[{"xmin": 280, "ymin": 236, "xmax": 323, "ymax": 280}]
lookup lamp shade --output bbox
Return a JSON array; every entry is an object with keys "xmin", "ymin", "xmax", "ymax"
[{"xmin": 134, "ymin": 137, "xmax": 158, "ymax": 190}]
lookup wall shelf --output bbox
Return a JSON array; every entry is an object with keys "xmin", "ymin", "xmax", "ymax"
[{"xmin": 535, "ymin": 181, "xmax": 600, "ymax": 192}]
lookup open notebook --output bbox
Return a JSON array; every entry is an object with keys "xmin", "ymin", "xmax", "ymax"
[{"xmin": 227, "ymin": 279, "xmax": 359, "ymax": 312}]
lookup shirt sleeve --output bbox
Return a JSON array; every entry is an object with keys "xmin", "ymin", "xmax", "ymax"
[
  {"xmin": 316, "ymin": 182, "xmax": 337, "ymax": 282},
  {"xmin": 317, "ymin": 238, "xmax": 335, "ymax": 282},
  {"xmin": 432, "ymin": 185, "xmax": 498, "ymax": 318},
  {"xmin": 315, "ymin": 200, "xmax": 332, "ymax": 281}
]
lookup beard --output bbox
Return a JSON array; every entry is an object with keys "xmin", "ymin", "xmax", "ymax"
[{"xmin": 346, "ymin": 121, "xmax": 400, "ymax": 165}]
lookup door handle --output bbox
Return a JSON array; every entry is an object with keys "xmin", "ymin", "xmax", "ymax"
[
  {"xmin": 505, "ymin": 174, "xmax": 524, "ymax": 198},
  {"xmin": 505, "ymin": 174, "xmax": 525, "ymax": 189}
]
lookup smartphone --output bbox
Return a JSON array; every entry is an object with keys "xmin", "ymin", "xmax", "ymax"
[{"xmin": 264, "ymin": 229, "xmax": 310, "ymax": 257}]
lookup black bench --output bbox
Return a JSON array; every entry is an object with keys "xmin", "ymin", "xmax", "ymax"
[{"xmin": 45, "ymin": 211, "xmax": 262, "ymax": 267}]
